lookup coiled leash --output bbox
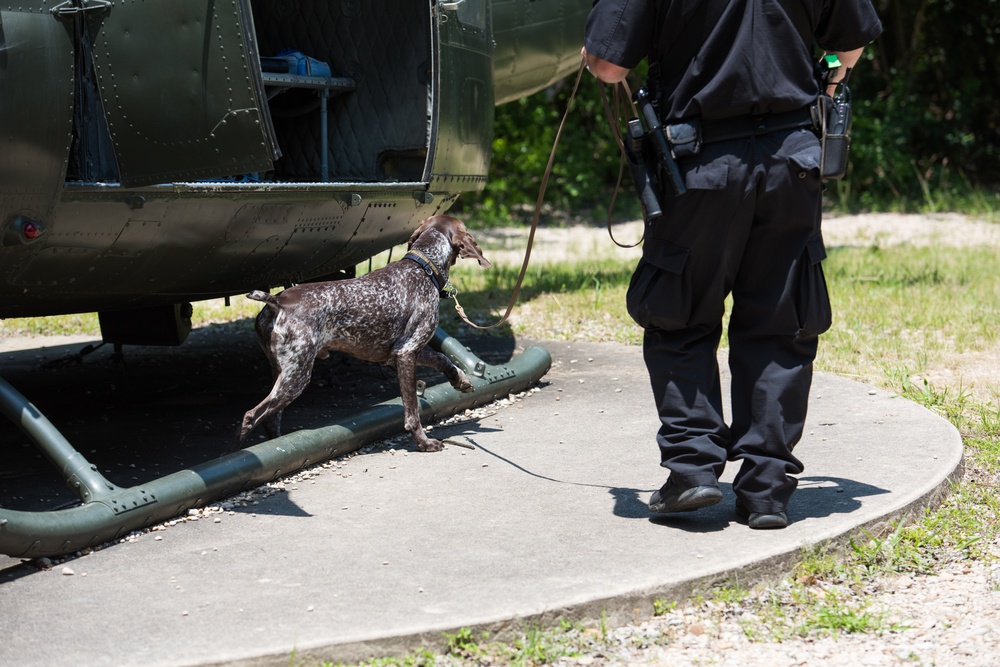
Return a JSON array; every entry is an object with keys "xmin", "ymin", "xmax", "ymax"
[
  {"xmin": 595, "ymin": 77, "xmax": 645, "ymax": 249},
  {"xmin": 450, "ymin": 58, "xmax": 589, "ymax": 330}
]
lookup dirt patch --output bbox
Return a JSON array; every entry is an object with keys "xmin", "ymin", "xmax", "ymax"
[
  {"xmin": 478, "ymin": 212, "xmax": 999, "ymax": 267},
  {"xmin": 823, "ymin": 212, "xmax": 1000, "ymax": 248},
  {"xmin": 911, "ymin": 341, "xmax": 1000, "ymax": 404}
]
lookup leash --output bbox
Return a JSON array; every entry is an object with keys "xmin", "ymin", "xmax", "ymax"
[
  {"xmin": 596, "ymin": 78, "xmax": 644, "ymax": 249},
  {"xmin": 450, "ymin": 58, "xmax": 589, "ymax": 330}
]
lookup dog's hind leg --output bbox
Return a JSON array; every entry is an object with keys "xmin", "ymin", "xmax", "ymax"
[
  {"xmin": 235, "ymin": 335, "xmax": 317, "ymax": 446},
  {"xmin": 235, "ymin": 363, "xmax": 313, "ymax": 444}
]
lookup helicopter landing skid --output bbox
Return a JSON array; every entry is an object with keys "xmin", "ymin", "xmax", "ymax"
[{"xmin": 0, "ymin": 328, "xmax": 551, "ymax": 559}]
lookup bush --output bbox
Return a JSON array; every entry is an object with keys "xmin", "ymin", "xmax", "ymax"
[{"xmin": 452, "ymin": 68, "xmax": 643, "ymax": 227}]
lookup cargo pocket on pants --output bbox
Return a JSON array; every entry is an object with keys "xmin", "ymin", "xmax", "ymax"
[
  {"xmin": 795, "ymin": 233, "xmax": 833, "ymax": 338},
  {"xmin": 626, "ymin": 241, "xmax": 691, "ymax": 330}
]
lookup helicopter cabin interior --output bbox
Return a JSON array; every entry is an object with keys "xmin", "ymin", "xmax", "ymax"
[{"xmin": 66, "ymin": 0, "xmax": 434, "ymax": 187}]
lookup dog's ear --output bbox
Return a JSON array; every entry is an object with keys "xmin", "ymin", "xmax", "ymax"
[
  {"xmin": 457, "ymin": 231, "xmax": 492, "ymax": 268},
  {"xmin": 407, "ymin": 216, "xmax": 435, "ymax": 249}
]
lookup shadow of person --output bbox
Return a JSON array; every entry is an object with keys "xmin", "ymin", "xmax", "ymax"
[
  {"xmin": 644, "ymin": 476, "xmax": 891, "ymax": 532},
  {"xmin": 789, "ymin": 476, "xmax": 890, "ymax": 522},
  {"xmin": 645, "ymin": 483, "xmax": 736, "ymax": 534},
  {"xmin": 608, "ymin": 486, "xmax": 654, "ymax": 519}
]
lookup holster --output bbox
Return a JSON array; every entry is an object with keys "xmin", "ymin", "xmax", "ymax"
[
  {"xmin": 811, "ymin": 86, "xmax": 852, "ymax": 181},
  {"xmin": 625, "ymin": 118, "xmax": 663, "ymax": 221}
]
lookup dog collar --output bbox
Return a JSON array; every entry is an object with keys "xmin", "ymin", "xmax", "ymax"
[{"xmin": 403, "ymin": 249, "xmax": 456, "ymax": 299}]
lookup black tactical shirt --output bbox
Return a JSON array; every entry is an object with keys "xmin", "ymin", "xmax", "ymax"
[{"xmin": 584, "ymin": 0, "xmax": 883, "ymax": 122}]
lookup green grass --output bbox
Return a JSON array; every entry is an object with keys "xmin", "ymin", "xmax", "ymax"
[
  {"xmin": 0, "ymin": 297, "xmax": 262, "ymax": 339},
  {"xmin": 449, "ymin": 242, "xmax": 1000, "ymax": 384},
  {"xmin": 819, "ymin": 245, "xmax": 1000, "ymax": 384},
  {"xmin": 442, "ymin": 258, "xmax": 641, "ymax": 344}
]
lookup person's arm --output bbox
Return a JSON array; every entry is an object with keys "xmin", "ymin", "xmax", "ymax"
[
  {"xmin": 826, "ymin": 46, "xmax": 865, "ymax": 94},
  {"xmin": 582, "ymin": 0, "xmax": 654, "ymax": 84},
  {"xmin": 581, "ymin": 46, "xmax": 632, "ymax": 84}
]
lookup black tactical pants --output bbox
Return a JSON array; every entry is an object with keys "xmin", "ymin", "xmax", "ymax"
[{"xmin": 626, "ymin": 126, "xmax": 831, "ymax": 514}]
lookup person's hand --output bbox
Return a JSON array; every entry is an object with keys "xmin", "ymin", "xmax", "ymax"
[{"xmin": 580, "ymin": 46, "xmax": 631, "ymax": 83}]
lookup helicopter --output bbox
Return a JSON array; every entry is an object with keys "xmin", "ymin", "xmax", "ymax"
[
  {"xmin": 0, "ymin": 0, "xmax": 588, "ymax": 557},
  {"xmin": 0, "ymin": 0, "xmax": 587, "ymax": 337}
]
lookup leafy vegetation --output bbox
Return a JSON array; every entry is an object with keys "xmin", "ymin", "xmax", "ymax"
[{"xmin": 455, "ymin": 2, "xmax": 1000, "ymax": 225}]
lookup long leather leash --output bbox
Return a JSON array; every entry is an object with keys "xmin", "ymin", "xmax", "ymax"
[
  {"xmin": 595, "ymin": 78, "xmax": 644, "ymax": 249},
  {"xmin": 451, "ymin": 58, "xmax": 589, "ymax": 330}
]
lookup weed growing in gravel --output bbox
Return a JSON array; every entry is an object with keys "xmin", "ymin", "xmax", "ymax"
[
  {"xmin": 508, "ymin": 625, "xmax": 580, "ymax": 665},
  {"xmin": 797, "ymin": 594, "xmax": 902, "ymax": 636},
  {"xmin": 314, "ymin": 622, "xmax": 599, "ymax": 667},
  {"xmin": 317, "ymin": 647, "xmax": 438, "ymax": 667},
  {"xmin": 711, "ymin": 583, "xmax": 751, "ymax": 606},
  {"xmin": 443, "ymin": 627, "xmax": 481, "ymax": 658},
  {"xmin": 849, "ymin": 521, "xmax": 939, "ymax": 575},
  {"xmin": 652, "ymin": 599, "xmax": 677, "ymax": 616}
]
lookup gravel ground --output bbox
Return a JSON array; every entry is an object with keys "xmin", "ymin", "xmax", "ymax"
[{"xmin": 537, "ymin": 545, "xmax": 1000, "ymax": 667}]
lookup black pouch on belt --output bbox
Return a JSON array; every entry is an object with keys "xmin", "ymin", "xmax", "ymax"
[
  {"xmin": 813, "ymin": 86, "xmax": 852, "ymax": 180},
  {"xmin": 665, "ymin": 120, "xmax": 701, "ymax": 158}
]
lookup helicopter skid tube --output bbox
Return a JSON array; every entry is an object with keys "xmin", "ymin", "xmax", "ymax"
[{"xmin": 0, "ymin": 329, "xmax": 551, "ymax": 559}]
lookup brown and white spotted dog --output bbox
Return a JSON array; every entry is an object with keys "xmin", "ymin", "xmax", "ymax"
[{"xmin": 235, "ymin": 215, "xmax": 491, "ymax": 452}]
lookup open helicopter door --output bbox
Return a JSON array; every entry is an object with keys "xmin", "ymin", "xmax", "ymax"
[
  {"xmin": 82, "ymin": 0, "xmax": 278, "ymax": 187},
  {"xmin": 0, "ymin": 3, "xmax": 75, "ymax": 223},
  {"xmin": 427, "ymin": 0, "xmax": 494, "ymax": 192}
]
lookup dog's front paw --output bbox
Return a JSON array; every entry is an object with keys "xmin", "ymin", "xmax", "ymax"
[
  {"xmin": 453, "ymin": 370, "xmax": 474, "ymax": 393},
  {"xmin": 418, "ymin": 437, "xmax": 444, "ymax": 452}
]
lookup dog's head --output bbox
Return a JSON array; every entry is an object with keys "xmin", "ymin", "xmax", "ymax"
[{"xmin": 408, "ymin": 215, "xmax": 492, "ymax": 268}]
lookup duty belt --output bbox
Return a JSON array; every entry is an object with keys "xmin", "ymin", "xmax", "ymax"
[{"xmin": 699, "ymin": 107, "xmax": 815, "ymax": 144}]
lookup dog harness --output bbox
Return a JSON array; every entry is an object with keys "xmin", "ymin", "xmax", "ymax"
[{"xmin": 403, "ymin": 249, "xmax": 456, "ymax": 299}]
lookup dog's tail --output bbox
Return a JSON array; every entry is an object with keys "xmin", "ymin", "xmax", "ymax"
[{"xmin": 246, "ymin": 290, "xmax": 280, "ymax": 308}]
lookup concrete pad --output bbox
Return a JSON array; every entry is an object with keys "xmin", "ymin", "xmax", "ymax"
[{"xmin": 0, "ymin": 338, "xmax": 962, "ymax": 667}]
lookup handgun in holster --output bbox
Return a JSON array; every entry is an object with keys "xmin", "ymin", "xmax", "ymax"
[
  {"xmin": 621, "ymin": 88, "xmax": 687, "ymax": 223},
  {"xmin": 624, "ymin": 118, "xmax": 664, "ymax": 222},
  {"xmin": 633, "ymin": 88, "xmax": 687, "ymax": 199}
]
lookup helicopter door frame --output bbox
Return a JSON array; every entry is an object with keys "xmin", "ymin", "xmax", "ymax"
[
  {"xmin": 427, "ymin": 0, "xmax": 494, "ymax": 192},
  {"xmin": 82, "ymin": 0, "xmax": 278, "ymax": 188}
]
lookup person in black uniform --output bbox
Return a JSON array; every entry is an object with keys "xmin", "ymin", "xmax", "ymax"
[{"xmin": 583, "ymin": 0, "xmax": 882, "ymax": 528}]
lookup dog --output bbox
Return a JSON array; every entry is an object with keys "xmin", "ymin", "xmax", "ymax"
[{"xmin": 235, "ymin": 214, "xmax": 491, "ymax": 451}]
